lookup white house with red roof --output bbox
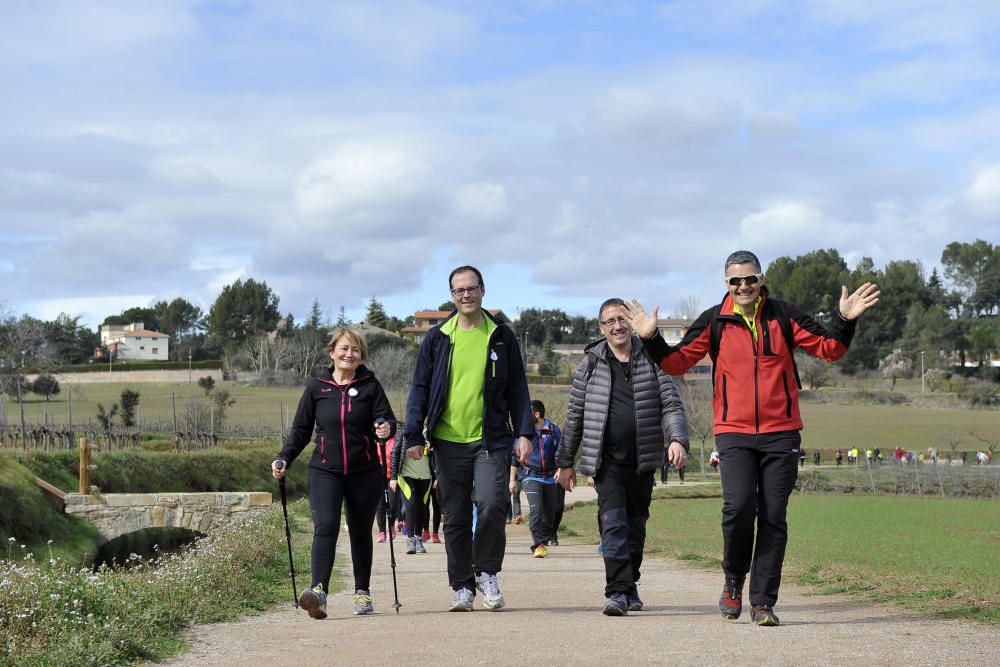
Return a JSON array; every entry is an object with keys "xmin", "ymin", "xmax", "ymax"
[{"xmin": 99, "ymin": 322, "xmax": 170, "ymax": 361}]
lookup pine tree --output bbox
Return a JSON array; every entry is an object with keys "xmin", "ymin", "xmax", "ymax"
[
  {"xmin": 365, "ymin": 296, "xmax": 389, "ymax": 329},
  {"xmin": 335, "ymin": 306, "xmax": 352, "ymax": 327}
]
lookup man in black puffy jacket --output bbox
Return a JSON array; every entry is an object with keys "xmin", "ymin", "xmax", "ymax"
[{"xmin": 556, "ymin": 298, "xmax": 689, "ymax": 617}]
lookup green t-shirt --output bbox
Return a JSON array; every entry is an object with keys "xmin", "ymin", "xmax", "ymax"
[{"xmin": 433, "ymin": 318, "xmax": 489, "ymax": 443}]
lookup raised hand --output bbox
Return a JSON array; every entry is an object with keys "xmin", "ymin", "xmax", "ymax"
[
  {"xmin": 839, "ymin": 283, "xmax": 881, "ymax": 320},
  {"xmin": 625, "ymin": 299, "xmax": 660, "ymax": 340}
]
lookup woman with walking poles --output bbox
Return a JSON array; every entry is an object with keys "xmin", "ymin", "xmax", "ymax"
[{"xmin": 271, "ymin": 327, "xmax": 395, "ymax": 619}]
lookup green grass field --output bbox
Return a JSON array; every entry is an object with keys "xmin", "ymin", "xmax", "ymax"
[{"xmin": 561, "ymin": 488, "xmax": 1000, "ymax": 623}]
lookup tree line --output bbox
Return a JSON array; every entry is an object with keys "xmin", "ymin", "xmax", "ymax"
[{"xmin": 1, "ymin": 239, "xmax": 998, "ymax": 395}]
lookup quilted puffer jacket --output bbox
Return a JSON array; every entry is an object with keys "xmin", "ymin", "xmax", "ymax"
[{"xmin": 555, "ymin": 336, "xmax": 689, "ymax": 476}]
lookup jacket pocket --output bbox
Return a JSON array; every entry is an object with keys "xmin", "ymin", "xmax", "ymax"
[
  {"xmin": 721, "ymin": 375, "xmax": 729, "ymax": 421},
  {"xmin": 782, "ymin": 372, "xmax": 792, "ymax": 418}
]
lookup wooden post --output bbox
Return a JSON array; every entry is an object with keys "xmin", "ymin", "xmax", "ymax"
[{"xmin": 79, "ymin": 436, "xmax": 90, "ymax": 494}]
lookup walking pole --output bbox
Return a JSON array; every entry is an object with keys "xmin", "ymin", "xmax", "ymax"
[
  {"xmin": 274, "ymin": 460, "xmax": 299, "ymax": 608},
  {"xmin": 376, "ymin": 418, "xmax": 402, "ymax": 614}
]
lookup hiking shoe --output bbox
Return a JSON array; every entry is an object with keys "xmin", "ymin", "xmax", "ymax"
[
  {"xmin": 627, "ymin": 593, "xmax": 644, "ymax": 612},
  {"xmin": 449, "ymin": 588, "xmax": 475, "ymax": 612},
  {"xmin": 298, "ymin": 585, "xmax": 327, "ymax": 620},
  {"xmin": 421, "ymin": 530, "xmax": 430, "ymax": 541},
  {"xmin": 353, "ymin": 590, "xmax": 374, "ymax": 615},
  {"xmin": 603, "ymin": 592, "xmax": 628, "ymax": 616},
  {"xmin": 376, "ymin": 531, "xmax": 386, "ymax": 543},
  {"xmin": 548, "ymin": 537, "xmax": 559, "ymax": 546},
  {"xmin": 415, "ymin": 538, "xmax": 427, "ymax": 554},
  {"xmin": 751, "ymin": 604, "xmax": 780, "ymax": 626},
  {"xmin": 532, "ymin": 544, "xmax": 549, "ymax": 558},
  {"xmin": 431, "ymin": 533, "xmax": 441, "ymax": 544},
  {"xmin": 475, "ymin": 572, "xmax": 505, "ymax": 610},
  {"xmin": 406, "ymin": 536, "xmax": 417, "ymax": 554},
  {"xmin": 515, "ymin": 515, "xmax": 523, "ymax": 525},
  {"xmin": 719, "ymin": 577, "xmax": 744, "ymax": 620}
]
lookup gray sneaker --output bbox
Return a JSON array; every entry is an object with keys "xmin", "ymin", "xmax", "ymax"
[
  {"xmin": 603, "ymin": 592, "xmax": 628, "ymax": 616},
  {"xmin": 627, "ymin": 593, "xmax": 644, "ymax": 612},
  {"xmin": 415, "ymin": 538, "xmax": 427, "ymax": 554},
  {"xmin": 406, "ymin": 536, "xmax": 417, "ymax": 554},
  {"xmin": 449, "ymin": 587, "xmax": 475, "ymax": 612},
  {"xmin": 475, "ymin": 572, "xmax": 505, "ymax": 610},
  {"xmin": 353, "ymin": 589, "xmax": 373, "ymax": 615},
  {"xmin": 298, "ymin": 585, "xmax": 328, "ymax": 620}
]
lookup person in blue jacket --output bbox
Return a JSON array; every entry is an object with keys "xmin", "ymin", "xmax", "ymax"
[{"xmin": 511, "ymin": 400, "xmax": 562, "ymax": 557}]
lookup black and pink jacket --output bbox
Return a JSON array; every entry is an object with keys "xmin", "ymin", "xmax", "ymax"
[{"xmin": 277, "ymin": 365, "xmax": 396, "ymax": 475}]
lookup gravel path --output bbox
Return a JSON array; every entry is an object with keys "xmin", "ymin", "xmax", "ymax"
[{"xmin": 157, "ymin": 488, "xmax": 1000, "ymax": 666}]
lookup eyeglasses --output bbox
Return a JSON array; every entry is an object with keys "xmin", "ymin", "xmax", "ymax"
[
  {"xmin": 599, "ymin": 317, "xmax": 630, "ymax": 328},
  {"xmin": 450, "ymin": 285, "xmax": 482, "ymax": 297},
  {"xmin": 726, "ymin": 273, "xmax": 764, "ymax": 287}
]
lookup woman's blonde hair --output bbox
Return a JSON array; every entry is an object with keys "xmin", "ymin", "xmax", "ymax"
[{"xmin": 326, "ymin": 327, "xmax": 368, "ymax": 361}]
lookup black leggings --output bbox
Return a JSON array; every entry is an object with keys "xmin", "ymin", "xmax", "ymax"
[
  {"xmin": 402, "ymin": 477, "xmax": 432, "ymax": 536},
  {"xmin": 375, "ymin": 485, "xmax": 401, "ymax": 532},
  {"xmin": 309, "ymin": 465, "xmax": 383, "ymax": 593},
  {"xmin": 431, "ymin": 484, "xmax": 442, "ymax": 534}
]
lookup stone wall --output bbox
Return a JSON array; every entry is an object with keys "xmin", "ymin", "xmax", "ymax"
[{"xmin": 64, "ymin": 491, "xmax": 272, "ymax": 542}]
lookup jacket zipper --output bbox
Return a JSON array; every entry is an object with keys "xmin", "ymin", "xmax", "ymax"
[{"xmin": 320, "ymin": 434, "xmax": 327, "ymax": 464}]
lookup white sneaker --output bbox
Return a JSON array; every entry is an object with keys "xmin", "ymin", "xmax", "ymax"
[
  {"xmin": 475, "ymin": 572, "xmax": 505, "ymax": 610},
  {"xmin": 449, "ymin": 587, "xmax": 474, "ymax": 612}
]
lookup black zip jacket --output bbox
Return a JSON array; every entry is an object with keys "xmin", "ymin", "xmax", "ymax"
[
  {"xmin": 277, "ymin": 364, "xmax": 396, "ymax": 475},
  {"xmin": 404, "ymin": 309, "xmax": 534, "ymax": 451}
]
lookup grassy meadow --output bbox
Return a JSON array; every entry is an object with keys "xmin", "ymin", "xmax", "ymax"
[
  {"xmin": 561, "ymin": 487, "xmax": 1000, "ymax": 624},
  {"xmin": 4, "ymin": 379, "xmax": 996, "ymax": 455}
]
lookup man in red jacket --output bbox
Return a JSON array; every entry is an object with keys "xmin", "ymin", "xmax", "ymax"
[{"xmin": 628, "ymin": 250, "xmax": 879, "ymax": 626}]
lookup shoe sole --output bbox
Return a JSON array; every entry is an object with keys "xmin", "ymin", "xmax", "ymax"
[
  {"xmin": 449, "ymin": 604, "xmax": 473, "ymax": 612},
  {"xmin": 483, "ymin": 599, "xmax": 505, "ymax": 610},
  {"xmin": 354, "ymin": 608, "xmax": 374, "ymax": 616},
  {"xmin": 720, "ymin": 610, "xmax": 741, "ymax": 619},
  {"xmin": 752, "ymin": 615, "xmax": 780, "ymax": 626},
  {"xmin": 299, "ymin": 590, "xmax": 327, "ymax": 620},
  {"xmin": 603, "ymin": 606, "xmax": 627, "ymax": 616},
  {"xmin": 628, "ymin": 604, "xmax": 644, "ymax": 612}
]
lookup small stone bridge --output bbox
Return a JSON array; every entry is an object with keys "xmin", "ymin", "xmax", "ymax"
[{"xmin": 62, "ymin": 491, "xmax": 272, "ymax": 543}]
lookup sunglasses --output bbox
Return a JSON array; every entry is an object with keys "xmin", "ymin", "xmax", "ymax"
[{"xmin": 726, "ymin": 273, "xmax": 764, "ymax": 287}]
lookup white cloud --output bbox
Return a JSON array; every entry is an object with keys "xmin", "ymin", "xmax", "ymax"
[{"xmin": 961, "ymin": 164, "xmax": 1000, "ymax": 219}]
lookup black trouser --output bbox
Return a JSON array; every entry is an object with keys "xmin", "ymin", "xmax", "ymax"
[
  {"xmin": 508, "ymin": 474, "xmax": 523, "ymax": 519},
  {"xmin": 433, "ymin": 439, "xmax": 510, "ymax": 591},
  {"xmin": 595, "ymin": 461, "xmax": 654, "ymax": 597},
  {"xmin": 375, "ymin": 484, "xmax": 401, "ymax": 532},
  {"xmin": 553, "ymin": 483, "xmax": 565, "ymax": 535},
  {"xmin": 308, "ymin": 464, "xmax": 383, "ymax": 593},
  {"xmin": 523, "ymin": 479, "xmax": 558, "ymax": 549},
  {"xmin": 717, "ymin": 431, "xmax": 800, "ymax": 607},
  {"xmin": 431, "ymin": 484, "xmax": 442, "ymax": 534},
  {"xmin": 402, "ymin": 476, "xmax": 432, "ymax": 537}
]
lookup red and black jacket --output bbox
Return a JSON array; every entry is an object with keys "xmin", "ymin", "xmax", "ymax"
[
  {"xmin": 277, "ymin": 364, "xmax": 396, "ymax": 475},
  {"xmin": 643, "ymin": 289, "xmax": 856, "ymax": 436}
]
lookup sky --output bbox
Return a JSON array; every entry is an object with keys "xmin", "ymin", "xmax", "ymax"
[{"xmin": 3, "ymin": 0, "xmax": 1000, "ymax": 330}]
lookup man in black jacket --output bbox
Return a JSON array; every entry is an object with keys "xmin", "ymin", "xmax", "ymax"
[
  {"xmin": 404, "ymin": 265, "xmax": 533, "ymax": 612},
  {"xmin": 556, "ymin": 298, "xmax": 689, "ymax": 616}
]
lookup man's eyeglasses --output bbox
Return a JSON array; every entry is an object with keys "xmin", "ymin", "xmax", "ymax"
[
  {"xmin": 600, "ymin": 317, "xmax": 630, "ymax": 328},
  {"xmin": 726, "ymin": 273, "xmax": 764, "ymax": 287},
  {"xmin": 450, "ymin": 285, "xmax": 482, "ymax": 297}
]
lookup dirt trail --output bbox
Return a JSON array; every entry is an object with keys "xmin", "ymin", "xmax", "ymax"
[{"xmin": 157, "ymin": 488, "xmax": 1000, "ymax": 666}]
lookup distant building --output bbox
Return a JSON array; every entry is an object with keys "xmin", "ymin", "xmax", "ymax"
[
  {"xmin": 99, "ymin": 322, "xmax": 170, "ymax": 361},
  {"xmin": 400, "ymin": 309, "xmax": 510, "ymax": 345}
]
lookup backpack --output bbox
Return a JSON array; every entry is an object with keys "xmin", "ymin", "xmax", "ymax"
[{"xmin": 707, "ymin": 303, "xmax": 802, "ymax": 390}]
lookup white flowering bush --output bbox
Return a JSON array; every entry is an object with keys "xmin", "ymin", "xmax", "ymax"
[{"xmin": 1, "ymin": 505, "xmax": 294, "ymax": 666}]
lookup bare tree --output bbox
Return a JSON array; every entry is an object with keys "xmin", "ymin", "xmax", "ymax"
[
  {"xmin": 675, "ymin": 295, "xmax": 702, "ymax": 321},
  {"xmin": 367, "ymin": 346, "xmax": 416, "ymax": 394},
  {"xmin": 676, "ymin": 378, "xmax": 714, "ymax": 477}
]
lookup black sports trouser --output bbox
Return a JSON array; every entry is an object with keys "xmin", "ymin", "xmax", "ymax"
[
  {"xmin": 433, "ymin": 439, "xmax": 510, "ymax": 591},
  {"xmin": 717, "ymin": 431, "xmax": 801, "ymax": 607},
  {"xmin": 308, "ymin": 465, "xmax": 383, "ymax": 593},
  {"xmin": 402, "ymin": 476, "xmax": 432, "ymax": 537},
  {"xmin": 523, "ymin": 479, "xmax": 559, "ymax": 549},
  {"xmin": 595, "ymin": 461, "xmax": 654, "ymax": 597}
]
